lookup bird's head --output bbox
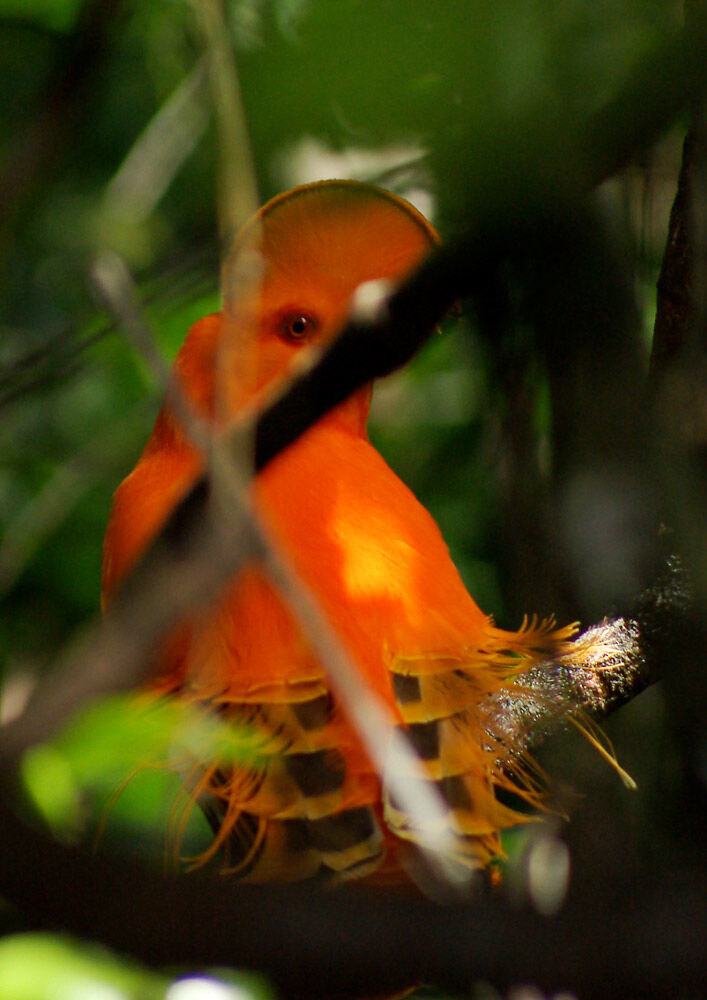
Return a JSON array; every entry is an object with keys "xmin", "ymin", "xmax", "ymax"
[{"xmin": 154, "ymin": 180, "xmax": 439, "ymax": 451}]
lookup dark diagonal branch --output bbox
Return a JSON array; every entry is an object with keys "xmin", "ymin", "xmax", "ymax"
[
  {"xmin": 254, "ymin": 245, "xmax": 468, "ymax": 470},
  {"xmin": 651, "ymin": 120, "xmax": 702, "ymax": 373}
]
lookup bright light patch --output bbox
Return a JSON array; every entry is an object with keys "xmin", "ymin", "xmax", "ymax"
[
  {"xmin": 61, "ymin": 984, "xmax": 128, "ymax": 1000},
  {"xmin": 527, "ymin": 834, "xmax": 571, "ymax": 916},
  {"xmin": 274, "ymin": 137, "xmax": 435, "ymax": 221},
  {"xmin": 330, "ymin": 507, "xmax": 413, "ymax": 604},
  {"xmin": 351, "ymin": 279, "xmax": 392, "ymax": 325},
  {"xmin": 167, "ymin": 977, "xmax": 253, "ymax": 1000}
]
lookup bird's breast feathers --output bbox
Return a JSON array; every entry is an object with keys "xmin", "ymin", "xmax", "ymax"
[{"xmin": 254, "ymin": 423, "xmax": 489, "ymax": 662}]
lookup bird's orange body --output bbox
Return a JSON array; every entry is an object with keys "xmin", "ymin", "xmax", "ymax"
[{"xmin": 103, "ymin": 181, "xmax": 573, "ymax": 884}]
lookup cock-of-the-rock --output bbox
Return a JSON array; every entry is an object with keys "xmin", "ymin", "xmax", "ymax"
[{"xmin": 102, "ymin": 179, "xmax": 584, "ymax": 888}]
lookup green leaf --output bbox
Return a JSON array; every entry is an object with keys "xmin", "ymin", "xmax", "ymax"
[{"xmin": 0, "ymin": 933, "xmax": 167, "ymax": 1000}]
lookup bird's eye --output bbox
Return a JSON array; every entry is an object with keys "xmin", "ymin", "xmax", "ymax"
[{"xmin": 279, "ymin": 312, "xmax": 317, "ymax": 344}]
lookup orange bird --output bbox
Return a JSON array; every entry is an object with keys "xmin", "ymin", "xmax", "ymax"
[{"xmin": 102, "ymin": 180, "xmax": 575, "ymax": 886}]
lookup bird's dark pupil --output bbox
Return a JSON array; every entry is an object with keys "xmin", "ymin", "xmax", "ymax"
[{"xmin": 291, "ymin": 317, "xmax": 307, "ymax": 335}]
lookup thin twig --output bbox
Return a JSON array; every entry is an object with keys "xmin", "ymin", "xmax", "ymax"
[
  {"xmin": 90, "ymin": 250, "xmax": 212, "ymax": 454},
  {"xmin": 102, "ymin": 61, "xmax": 210, "ymax": 226},
  {"xmin": 0, "ymin": 399, "xmax": 154, "ymax": 597},
  {"xmin": 192, "ymin": 0, "xmax": 260, "ymax": 251}
]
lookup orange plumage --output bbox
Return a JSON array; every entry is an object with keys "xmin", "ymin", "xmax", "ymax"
[{"xmin": 102, "ymin": 181, "xmax": 574, "ymax": 885}]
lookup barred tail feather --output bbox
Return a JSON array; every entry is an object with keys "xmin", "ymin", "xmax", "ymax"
[
  {"xmin": 164, "ymin": 684, "xmax": 387, "ymax": 883},
  {"xmin": 384, "ymin": 616, "xmax": 580, "ymax": 871}
]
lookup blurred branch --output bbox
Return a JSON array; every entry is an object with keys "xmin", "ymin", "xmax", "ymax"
[
  {"xmin": 0, "ymin": 325, "xmax": 110, "ymax": 411},
  {"xmin": 0, "ymin": 0, "xmax": 125, "ymax": 242},
  {"xmin": 651, "ymin": 124, "xmax": 701, "ymax": 374},
  {"xmin": 0, "ymin": 399, "xmax": 155, "ymax": 597},
  {"xmin": 102, "ymin": 61, "xmax": 211, "ymax": 227},
  {"xmin": 646, "ymin": 4, "xmax": 707, "ymax": 806},
  {"xmin": 91, "ymin": 251, "xmax": 213, "ymax": 453},
  {"xmin": 192, "ymin": 0, "xmax": 260, "ymax": 249},
  {"xmin": 0, "ymin": 239, "xmax": 219, "ymax": 414}
]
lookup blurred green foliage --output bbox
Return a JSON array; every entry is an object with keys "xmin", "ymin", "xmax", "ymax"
[
  {"xmin": 0, "ymin": 0, "xmax": 694, "ymax": 997},
  {"xmin": 19, "ymin": 694, "xmax": 275, "ymax": 858},
  {"xmin": 0, "ymin": 931, "xmax": 273, "ymax": 1000},
  {"xmin": 0, "ymin": 933, "xmax": 167, "ymax": 1000}
]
